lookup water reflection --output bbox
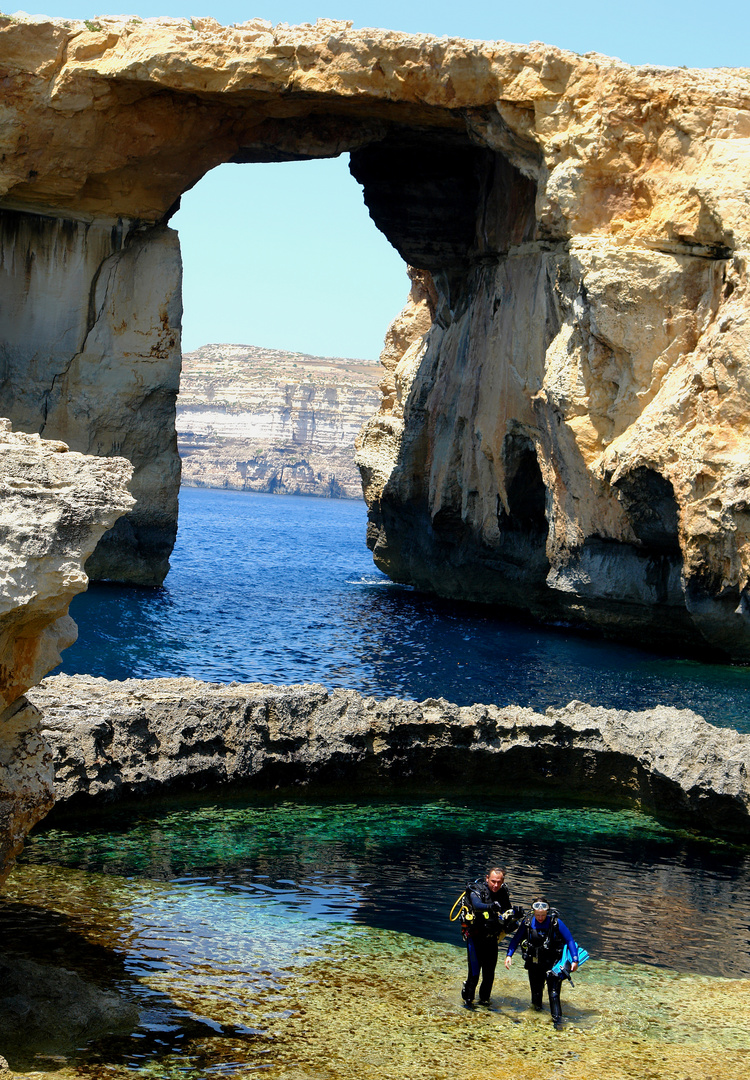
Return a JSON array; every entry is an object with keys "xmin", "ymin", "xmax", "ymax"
[
  {"xmin": 21, "ymin": 799, "xmax": 750, "ymax": 978},
  {"xmin": 60, "ymin": 489, "xmax": 750, "ymax": 729}
]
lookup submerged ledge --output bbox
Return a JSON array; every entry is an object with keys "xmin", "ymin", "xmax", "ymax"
[{"xmin": 29, "ymin": 674, "xmax": 750, "ymax": 838}]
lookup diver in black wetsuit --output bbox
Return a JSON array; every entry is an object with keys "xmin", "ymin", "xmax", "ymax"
[
  {"xmin": 505, "ymin": 897, "xmax": 579, "ymax": 1027},
  {"xmin": 461, "ymin": 867, "xmax": 518, "ymax": 1006}
]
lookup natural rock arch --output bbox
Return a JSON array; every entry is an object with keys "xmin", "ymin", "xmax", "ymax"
[{"xmin": 2, "ymin": 15, "xmax": 750, "ymax": 657}]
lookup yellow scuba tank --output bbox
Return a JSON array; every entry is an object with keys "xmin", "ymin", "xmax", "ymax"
[{"xmin": 449, "ymin": 888, "xmax": 475, "ymax": 940}]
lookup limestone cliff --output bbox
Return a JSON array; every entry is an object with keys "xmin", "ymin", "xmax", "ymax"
[
  {"xmin": 0, "ymin": 420, "xmax": 133, "ymax": 884},
  {"xmin": 1, "ymin": 14, "xmax": 750, "ymax": 653},
  {"xmin": 30, "ymin": 673, "xmax": 750, "ymax": 838},
  {"xmin": 178, "ymin": 344, "xmax": 381, "ymax": 497},
  {"xmin": 0, "ymin": 210, "xmax": 181, "ymax": 586}
]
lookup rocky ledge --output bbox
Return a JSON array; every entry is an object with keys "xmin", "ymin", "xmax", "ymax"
[{"xmin": 31, "ymin": 674, "xmax": 750, "ymax": 838}]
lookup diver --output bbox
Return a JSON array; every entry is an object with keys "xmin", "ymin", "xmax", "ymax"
[
  {"xmin": 458, "ymin": 866, "xmax": 522, "ymax": 1006},
  {"xmin": 504, "ymin": 897, "xmax": 579, "ymax": 1027}
]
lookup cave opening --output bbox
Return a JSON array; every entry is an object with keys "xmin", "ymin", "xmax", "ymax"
[
  {"xmin": 613, "ymin": 467, "xmax": 681, "ymax": 557},
  {"xmin": 498, "ymin": 434, "xmax": 549, "ymax": 538}
]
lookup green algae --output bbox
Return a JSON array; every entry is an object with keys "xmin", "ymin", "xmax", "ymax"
[
  {"xmin": 25, "ymin": 801, "xmax": 687, "ymax": 878},
  {"xmin": 2, "ymin": 862, "xmax": 750, "ymax": 1080}
]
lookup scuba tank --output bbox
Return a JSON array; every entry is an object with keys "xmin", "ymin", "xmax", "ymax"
[
  {"xmin": 449, "ymin": 882, "xmax": 524, "ymax": 939},
  {"xmin": 449, "ymin": 884, "xmax": 477, "ymax": 940}
]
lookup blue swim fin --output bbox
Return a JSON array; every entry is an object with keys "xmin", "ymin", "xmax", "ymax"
[{"xmin": 550, "ymin": 943, "xmax": 589, "ymax": 978}]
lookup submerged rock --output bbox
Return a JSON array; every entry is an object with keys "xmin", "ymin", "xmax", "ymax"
[
  {"xmin": 31, "ymin": 674, "xmax": 750, "ymax": 837},
  {"xmin": 0, "ymin": 955, "xmax": 139, "ymax": 1068},
  {"xmin": 0, "ymin": 422, "xmax": 134, "ymax": 884}
]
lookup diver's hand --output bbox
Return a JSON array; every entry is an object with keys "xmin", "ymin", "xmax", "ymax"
[
  {"xmin": 570, "ymin": 961, "xmax": 578, "ymax": 972},
  {"xmin": 504, "ymin": 956, "xmax": 512, "ymax": 970}
]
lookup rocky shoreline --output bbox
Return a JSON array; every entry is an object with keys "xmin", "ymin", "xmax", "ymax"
[{"xmin": 30, "ymin": 674, "xmax": 750, "ymax": 838}]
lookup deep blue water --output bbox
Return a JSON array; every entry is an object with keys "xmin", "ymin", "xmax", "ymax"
[{"xmin": 61, "ymin": 487, "xmax": 750, "ymax": 730}]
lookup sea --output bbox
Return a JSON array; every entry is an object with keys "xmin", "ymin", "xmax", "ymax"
[{"xmin": 61, "ymin": 486, "xmax": 750, "ymax": 730}]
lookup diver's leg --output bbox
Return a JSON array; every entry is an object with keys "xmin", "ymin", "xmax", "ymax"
[
  {"xmin": 478, "ymin": 938, "xmax": 498, "ymax": 1003},
  {"xmin": 527, "ymin": 965, "xmax": 545, "ymax": 1010},
  {"xmin": 463, "ymin": 937, "xmax": 480, "ymax": 1003},
  {"xmin": 547, "ymin": 972, "xmax": 563, "ymax": 1025}
]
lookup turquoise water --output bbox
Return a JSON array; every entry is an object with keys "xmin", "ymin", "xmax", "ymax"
[
  {"xmin": 60, "ymin": 487, "xmax": 750, "ymax": 729},
  {"xmin": 19, "ymin": 798, "xmax": 750, "ymax": 979},
  {"xmin": 11, "ymin": 490, "xmax": 750, "ymax": 1076}
]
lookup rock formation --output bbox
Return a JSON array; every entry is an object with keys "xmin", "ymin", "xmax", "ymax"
[
  {"xmin": 178, "ymin": 344, "xmax": 381, "ymax": 497},
  {"xmin": 1, "ymin": 14, "xmax": 750, "ymax": 653},
  {"xmin": 0, "ymin": 421, "xmax": 133, "ymax": 884},
  {"xmin": 30, "ymin": 673, "xmax": 750, "ymax": 838},
  {"xmin": 0, "ymin": 209, "xmax": 181, "ymax": 586}
]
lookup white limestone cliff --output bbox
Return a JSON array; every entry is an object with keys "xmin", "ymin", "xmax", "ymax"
[{"xmin": 178, "ymin": 344, "xmax": 381, "ymax": 497}]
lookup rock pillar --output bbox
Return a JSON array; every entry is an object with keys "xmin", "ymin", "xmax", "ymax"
[{"xmin": 0, "ymin": 420, "xmax": 134, "ymax": 883}]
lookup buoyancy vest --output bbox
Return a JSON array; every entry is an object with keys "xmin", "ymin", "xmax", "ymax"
[
  {"xmin": 450, "ymin": 880, "xmax": 522, "ymax": 940},
  {"xmin": 520, "ymin": 910, "xmax": 564, "ymax": 965},
  {"xmin": 465, "ymin": 879, "xmax": 510, "ymax": 937}
]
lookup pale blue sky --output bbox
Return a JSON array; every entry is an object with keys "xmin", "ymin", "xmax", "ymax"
[{"xmin": 17, "ymin": 4, "xmax": 750, "ymax": 357}]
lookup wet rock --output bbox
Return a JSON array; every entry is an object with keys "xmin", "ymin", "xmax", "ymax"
[
  {"xmin": 0, "ymin": 955, "xmax": 138, "ymax": 1068},
  {"xmin": 31, "ymin": 674, "xmax": 750, "ymax": 838}
]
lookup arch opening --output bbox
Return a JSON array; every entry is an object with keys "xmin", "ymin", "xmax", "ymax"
[{"xmin": 0, "ymin": 103, "xmax": 541, "ymax": 589}]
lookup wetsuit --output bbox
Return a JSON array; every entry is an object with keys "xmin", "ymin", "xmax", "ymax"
[
  {"xmin": 462, "ymin": 880, "xmax": 512, "ymax": 1004},
  {"xmin": 506, "ymin": 912, "xmax": 578, "ymax": 1023}
]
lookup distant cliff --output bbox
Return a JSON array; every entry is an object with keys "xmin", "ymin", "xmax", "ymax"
[{"xmin": 177, "ymin": 345, "xmax": 381, "ymax": 498}]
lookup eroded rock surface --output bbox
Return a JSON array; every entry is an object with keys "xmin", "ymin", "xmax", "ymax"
[
  {"xmin": 0, "ymin": 421, "xmax": 134, "ymax": 883},
  {"xmin": 31, "ymin": 673, "xmax": 750, "ymax": 837},
  {"xmin": 178, "ymin": 344, "xmax": 381, "ymax": 497},
  {"xmin": 1, "ymin": 14, "xmax": 750, "ymax": 647},
  {"xmin": 0, "ymin": 212, "xmax": 181, "ymax": 586}
]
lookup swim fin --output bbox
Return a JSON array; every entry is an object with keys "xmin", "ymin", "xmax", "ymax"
[{"xmin": 549, "ymin": 944, "xmax": 590, "ymax": 979}]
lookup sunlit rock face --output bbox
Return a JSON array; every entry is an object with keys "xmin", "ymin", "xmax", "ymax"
[
  {"xmin": 0, "ymin": 211, "xmax": 181, "ymax": 586},
  {"xmin": 1, "ymin": 14, "xmax": 749, "ymax": 651},
  {"xmin": 0, "ymin": 421, "xmax": 133, "ymax": 883}
]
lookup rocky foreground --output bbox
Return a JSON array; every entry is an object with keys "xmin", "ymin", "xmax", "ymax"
[
  {"xmin": 30, "ymin": 674, "xmax": 750, "ymax": 838},
  {"xmin": 0, "ymin": 423, "xmax": 133, "ymax": 886},
  {"xmin": 177, "ymin": 343, "xmax": 381, "ymax": 498}
]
